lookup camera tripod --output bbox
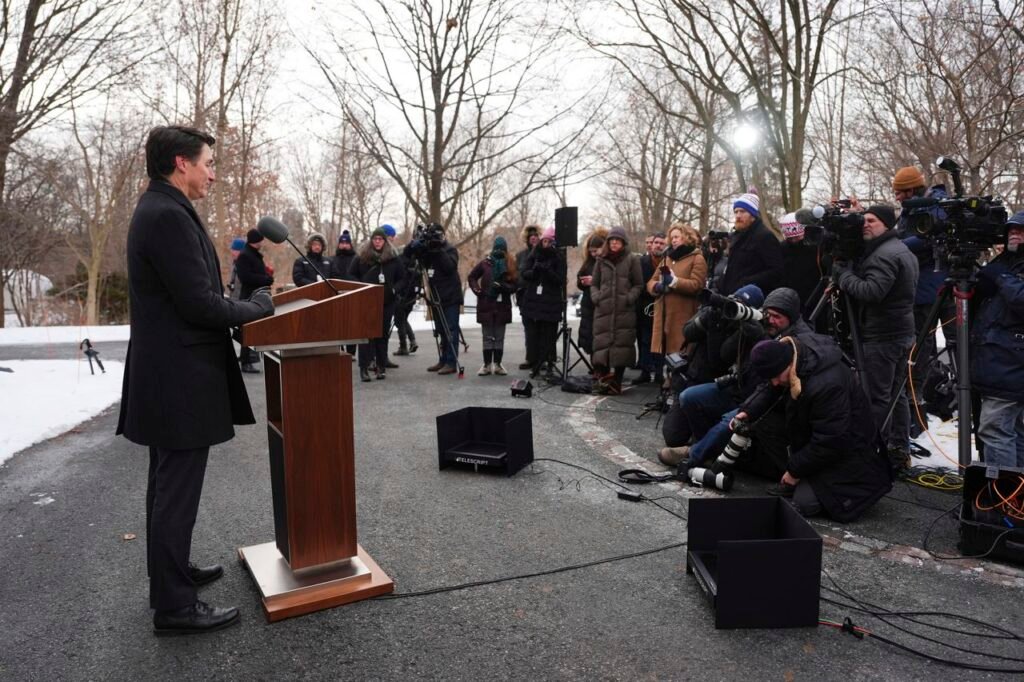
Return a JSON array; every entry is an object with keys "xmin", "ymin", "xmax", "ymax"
[
  {"xmin": 808, "ymin": 273, "xmax": 866, "ymax": 381},
  {"xmin": 413, "ymin": 259, "xmax": 468, "ymax": 378},
  {"xmin": 880, "ymin": 274, "xmax": 973, "ymax": 467},
  {"xmin": 550, "ymin": 246, "xmax": 592, "ymax": 384}
]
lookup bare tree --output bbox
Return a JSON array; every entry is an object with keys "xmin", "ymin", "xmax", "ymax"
[
  {"xmin": 0, "ymin": 0, "xmax": 144, "ymax": 326},
  {"xmin": 309, "ymin": 0, "xmax": 597, "ymax": 246}
]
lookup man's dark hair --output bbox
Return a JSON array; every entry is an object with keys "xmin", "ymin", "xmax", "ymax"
[
  {"xmin": 145, "ymin": 126, "xmax": 216, "ymax": 180},
  {"xmin": 653, "ymin": 232, "xmax": 666, "ymax": 239}
]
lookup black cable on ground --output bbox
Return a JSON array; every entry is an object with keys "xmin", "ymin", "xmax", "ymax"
[
  {"xmin": 920, "ymin": 500, "xmax": 1024, "ymax": 561},
  {"xmin": 373, "ymin": 540, "xmax": 688, "ymax": 600}
]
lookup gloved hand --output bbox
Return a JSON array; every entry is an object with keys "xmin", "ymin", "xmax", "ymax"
[
  {"xmin": 249, "ymin": 287, "xmax": 274, "ymax": 317},
  {"xmin": 975, "ymin": 266, "xmax": 1005, "ymax": 298},
  {"xmin": 653, "ymin": 282, "xmax": 665, "ymax": 295}
]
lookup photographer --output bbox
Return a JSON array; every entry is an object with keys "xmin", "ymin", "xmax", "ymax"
[
  {"xmin": 832, "ymin": 205, "xmax": 919, "ymax": 472},
  {"xmin": 658, "ymin": 284, "xmax": 766, "ymax": 465},
  {"xmin": 718, "ymin": 190, "xmax": 783, "ymax": 295},
  {"xmin": 408, "ymin": 223, "xmax": 462, "ymax": 375},
  {"xmin": 971, "ymin": 212, "xmax": 1024, "ymax": 468},
  {"xmin": 741, "ymin": 339, "xmax": 891, "ymax": 521},
  {"xmin": 292, "ymin": 232, "xmax": 331, "ymax": 287},
  {"xmin": 893, "ymin": 166, "xmax": 953, "ymax": 427}
]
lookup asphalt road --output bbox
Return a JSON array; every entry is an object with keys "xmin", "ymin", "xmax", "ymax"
[{"xmin": 2, "ymin": 327, "xmax": 1023, "ymax": 680}]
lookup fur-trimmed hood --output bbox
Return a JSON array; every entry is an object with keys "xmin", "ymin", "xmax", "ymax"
[
  {"xmin": 521, "ymin": 224, "xmax": 541, "ymax": 244},
  {"xmin": 306, "ymin": 232, "xmax": 327, "ymax": 251},
  {"xmin": 357, "ymin": 238, "xmax": 399, "ymax": 264}
]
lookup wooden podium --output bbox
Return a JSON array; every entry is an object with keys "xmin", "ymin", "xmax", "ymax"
[{"xmin": 238, "ymin": 279, "xmax": 394, "ymax": 621}]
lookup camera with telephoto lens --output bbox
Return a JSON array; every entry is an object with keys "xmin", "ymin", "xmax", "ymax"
[
  {"xmin": 688, "ymin": 466, "xmax": 734, "ymax": 491},
  {"xmin": 712, "ymin": 417, "xmax": 753, "ymax": 473},
  {"xmin": 698, "ymin": 288, "xmax": 763, "ymax": 322},
  {"xmin": 901, "ymin": 156, "xmax": 1007, "ymax": 274},
  {"xmin": 707, "ymin": 229, "xmax": 730, "ymax": 240}
]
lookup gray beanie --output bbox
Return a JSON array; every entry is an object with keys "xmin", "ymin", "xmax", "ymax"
[{"xmin": 763, "ymin": 287, "xmax": 801, "ymax": 324}]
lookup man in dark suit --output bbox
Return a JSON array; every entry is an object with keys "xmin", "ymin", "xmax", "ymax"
[{"xmin": 117, "ymin": 125, "xmax": 274, "ymax": 635}]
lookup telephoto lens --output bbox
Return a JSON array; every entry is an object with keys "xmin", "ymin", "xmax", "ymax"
[
  {"xmin": 713, "ymin": 430, "xmax": 753, "ymax": 472},
  {"xmin": 688, "ymin": 466, "xmax": 734, "ymax": 491},
  {"xmin": 722, "ymin": 299, "xmax": 764, "ymax": 322}
]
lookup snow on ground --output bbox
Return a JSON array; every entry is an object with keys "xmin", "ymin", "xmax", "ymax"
[{"xmin": 0, "ymin": 360, "xmax": 124, "ymax": 466}]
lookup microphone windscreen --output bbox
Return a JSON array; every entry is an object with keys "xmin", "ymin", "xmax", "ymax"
[
  {"xmin": 794, "ymin": 208, "xmax": 819, "ymax": 225},
  {"xmin": 257, "ymin": 216, "xmax": 289, "ymax": 244},
  {"xmin": 812, "ymin": 205, "xmax": 826, "ymax": 220}
]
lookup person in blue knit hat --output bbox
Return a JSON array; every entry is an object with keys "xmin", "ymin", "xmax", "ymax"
[
  {"xmin": 718, "ymin": 188, "xmax": 783, "ymax": 296},
  {"xmin": 225, "ymin": 237, "xmax": 246, "ymax": 300}
]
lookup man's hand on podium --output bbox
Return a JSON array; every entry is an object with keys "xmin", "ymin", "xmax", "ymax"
[{"xmin": 249, "ymin": 287, "xmax": 275, "ymax": 318}]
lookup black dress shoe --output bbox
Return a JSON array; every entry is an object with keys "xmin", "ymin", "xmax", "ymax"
[
  {"xmin": 240, "ymin": 363, "xmax": 260, "ymax": 374},
  {"xmin": 384, "ymin": 359, "xmax": 399, "ymax": 369},
  {"xmin": 376, "ymin": 369, "xmax": 386, "ymax": 380},
  {"xmin": 153, "ymin": 600, "xmax": 240, "ymax": 636},
  {"xmin": 360, "ymin": 367, "xmax": 372, "ymax": 382},
  {"xmin": 188, "ymin": 562, "xmax": 223, "ymax": 587}
]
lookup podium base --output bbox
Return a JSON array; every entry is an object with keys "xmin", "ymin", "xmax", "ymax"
[{"xmin": 239, "ymin": 542, "xmax": 394, "ymax": 622}]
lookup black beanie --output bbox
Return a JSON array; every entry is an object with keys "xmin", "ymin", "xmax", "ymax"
[
  {"xmin": 865, "ymin": 205, "xmax": 897, "ymax": 230},
  {"xmin": 246, "ymin": 228, "xmax": 264, "ymax": 244},
  {"xmin": 749, "ymin": 339, "xmax": 794, "ymax": 380},
  {"xmin": 763, "ymin": 287, "xmax": 801, "ymax": 325}
]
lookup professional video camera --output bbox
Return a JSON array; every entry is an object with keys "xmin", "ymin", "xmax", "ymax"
[
  {"xmin": 406, "ymin": 222, "xmax": 446, "ymax": 257},
  {"xmin": 900, "ymin": 157, "xmax": 1007, "ymax": 274},
  {"xmin": 706, "ymin": 229, "xmax": 730, "ymax": 241},
  {"xmin": 803, "ymin": 201, "xmax": 864, "ymax": 261},
  {"xmin": 697, "ymin": 288, "xmax": 763, "ymax": 322}
]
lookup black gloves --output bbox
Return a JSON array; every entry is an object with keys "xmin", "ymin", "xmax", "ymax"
[{"xmin": 249, "ymin": 287, "xmax": 275, "ymax": 317}]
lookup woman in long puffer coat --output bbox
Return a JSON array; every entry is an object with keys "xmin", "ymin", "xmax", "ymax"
[{"xmin": 590, "ymin": 227, "xmax": 644, "ymax": 394}]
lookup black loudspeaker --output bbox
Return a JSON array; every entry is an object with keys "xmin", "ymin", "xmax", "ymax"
[
  {"xmin": 686, "ymin": 497, "xmax": 822, "ymax": 629},
  {"xmin": 510, "ymin": 379, "xmax": 533, "ymax": 398},
  {"xmin": 554, "ymin": 206, "xmax": 578, "ymax": 247},
  {"xmin": 436, "ymin": 407, "xmax": 534, "ymax": 476}
]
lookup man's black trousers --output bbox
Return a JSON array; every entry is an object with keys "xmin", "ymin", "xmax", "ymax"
[{"xmin": 146, "ymin": 446, "xmax": 210, "ymax": 611}]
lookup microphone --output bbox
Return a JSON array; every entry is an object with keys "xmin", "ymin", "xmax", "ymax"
[
  {"xmin": 256, "ymin": 216, "xmax": 340, "ymax": 295},
  {"xmin": 794, "ymin": 208, "xmax": 819, "ymax": 225},
  {"xmin": 811, "ymin": 205, "xmax": 826, "ymax": 221}
]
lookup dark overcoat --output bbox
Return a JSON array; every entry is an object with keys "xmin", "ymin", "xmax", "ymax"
[
  {"xmin": 235, "ymin": 243, "xmax": 273, "ymax": 299},
  {"xmin": 719, "ymin": 220, "xmax": 783, "ymax": 295},
  {"xmin": 970, "ymin": 253, "xmax": 1024, "ymax": 402},
  {"xmin": 519, "ymin": 246, "xmax": 566, "ymax": 322},
  {"xmin": 468, "ymin": 257, "xmax": 517, "ymax": 325},
  {"xmin": 591, "ymin": 249, "xmax": 644, "ymax": 368},
  {"xmin": 116, "ymin": 181, "xmax": 267, "ymax": 450}
]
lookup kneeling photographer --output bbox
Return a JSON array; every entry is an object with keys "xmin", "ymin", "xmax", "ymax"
[
  {"xmin": 740, "ymin": 338, "xmax": 891, "ymax": 521},
  {"xmin": 658, "ymin": 284, "xmax": 766, "ymax": 465},
  {"xmin": 406, "ymin": 222, "xmax": 463, "ymax": 376},
  {"xmin": 667, "ymin": 287, "xmax": 819, "ymax": 479},
  {"xmin": 971, "ymin": 212, "xmax": 1024, "ymax": 469},
  {"xmin": 831, "ymin": 205, "xmax": 919, "ymax": 472}
]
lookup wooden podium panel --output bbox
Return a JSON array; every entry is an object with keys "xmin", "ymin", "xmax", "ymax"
[{"xmin": 239, "ymin": 279, "xmax": 393, "ymax": 620}]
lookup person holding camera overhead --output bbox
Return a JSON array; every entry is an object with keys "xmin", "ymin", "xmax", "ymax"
[
  {"xmin": 831, "ymin": 204, "xmax": 918, "ymax": 473},
  {"xmin": 590, "ymin": 227, "xmax": 644, "ymax": 394},
  {"xmin": 349, "ymin": 227, "xmax": 406, "ymax": 381},
  {"xmin": 647, "ymin": 223, "xmax": 707, "ymax": 376},
  {"xmin": 407, "ymin": 223, "xmax": 463, "ymax": 376},
  {"xmin": 467, "ymin": 236, "xmax": 518, "ymax": 376}
]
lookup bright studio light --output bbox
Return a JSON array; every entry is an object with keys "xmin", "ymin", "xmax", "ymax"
[{"xmin": 733, "ymin": 122, "xmax": 760, "ymax": 151}]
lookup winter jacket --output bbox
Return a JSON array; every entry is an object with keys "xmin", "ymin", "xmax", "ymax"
[
  {"xmin": 519, "ymin": 245, "xmax": 565, "ymax": 322},
  {"xmin": 235, "ymin": 244, "xmax": 274, "ymax": 299},
  {"xmin": 577, "ymin": 260, "xmax": 596, "ymax": 354},
  {"xmin": 117, "ymin": 181, "xmax": 267, "ymax": 450},
  {"xmin": 349, "ymin": 240, "xmax": 406, "ymax": 307},
  {"xmin": 718, "ymin": 220, "xmax": 783, "ymax": 295},
  {"xmin": 591, "ymin": 249, "xmax": 644, "ymax": 368},
  {"xmin": 834, "ymin": 229, "xmax": 918, "ymax": 342},
  {"xmin": 647, "ymin": 246, "xmax": 707, "ymax": 354},
  {"xmin": 897, "ymin": 185, "xmax": 949, "ymax": 305},
  {"xmin": 970, "ymin": 252, "xmax": 1024, "ymax": 402},
  {"xmin": 743, "ymin": 332, "xmax": 892, "ymax": 522},
  {"xmin": 330, "ymin": 249, "xmax": 357, "ymax": 281},
  {"xmin": 514, "ymin": 225, "xmax": 541, "ymax": 306},
  {"xmin": 420, "ymin": 242, "xmax": 462, "ymax": 308},
  {"xmin": 468, "ymin": 256, "xmax": 517, "ymax": 326},
  {"xmin": 293, "ymin": 251, "xmax": 332, "ymax": 287}
]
